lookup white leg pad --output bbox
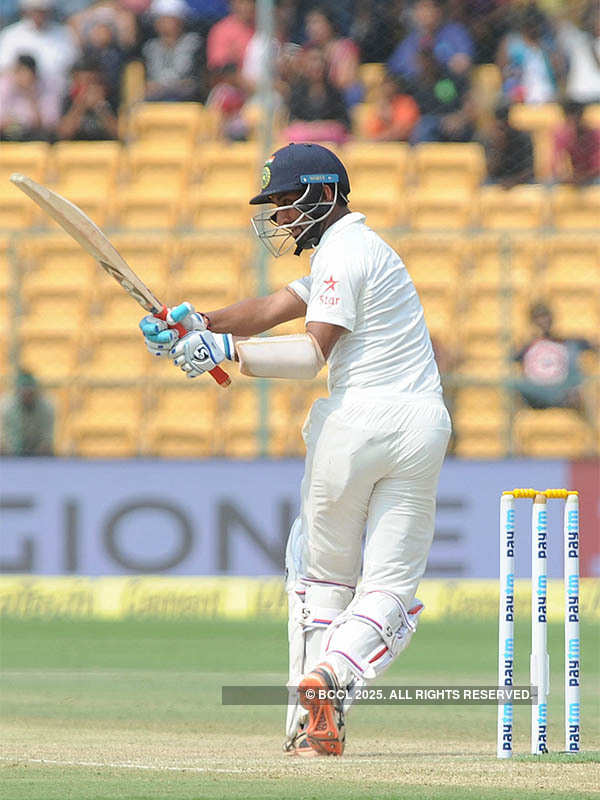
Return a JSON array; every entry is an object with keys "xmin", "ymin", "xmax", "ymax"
[
  {"xmin": 324, "ymin": 590, "xmax": 424, "ymax": 685},
  {"xmin": 285, "ymin": 577, "xmax": 354, "ymax": 739}
]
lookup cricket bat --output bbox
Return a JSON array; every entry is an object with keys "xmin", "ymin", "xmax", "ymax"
[{"xmin": 10, "ymin": 173, "xmax": 230, "ymax": 387}]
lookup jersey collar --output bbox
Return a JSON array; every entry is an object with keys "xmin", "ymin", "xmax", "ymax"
[{"xmin": 311, "ymin": 211, "xmax": 366, "ymax": 255}]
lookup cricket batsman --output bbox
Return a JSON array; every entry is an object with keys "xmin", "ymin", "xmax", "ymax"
[{"xmin": 140, "ymin": 143, "xmax": 452, "ymax": 757}]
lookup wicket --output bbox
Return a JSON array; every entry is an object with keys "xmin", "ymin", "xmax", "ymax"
[{"xmin": 497, "ymin": 488, "xmax": 580, "ymax": 759}]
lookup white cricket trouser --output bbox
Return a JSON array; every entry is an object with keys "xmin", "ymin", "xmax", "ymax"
[{"xmin": 288, "ymin": 390, "xmax": 452, "ymax": 607}]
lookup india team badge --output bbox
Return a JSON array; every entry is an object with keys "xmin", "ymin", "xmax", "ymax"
[{"xmin": 261, "ymin": 155, "xmax": 275, "ymax": 189}]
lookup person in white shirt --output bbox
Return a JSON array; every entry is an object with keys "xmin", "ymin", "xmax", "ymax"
[
  {"xmin": 139, "ymin": 143, "xmax": 452, "ymax": 757},
  {"xmin": 0, "ymin": 0, "xmax": 79, "ymax": 95}
]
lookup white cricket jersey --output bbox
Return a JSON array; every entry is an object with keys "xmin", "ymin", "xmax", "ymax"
[{"xmin": 288, "ymin": 212, "xmax": 442, "ymax": 397}]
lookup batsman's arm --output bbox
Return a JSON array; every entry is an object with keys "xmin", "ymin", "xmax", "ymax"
[{"xmin": 205, "ymin": 287, "xmax": 306, "ymax": 337}]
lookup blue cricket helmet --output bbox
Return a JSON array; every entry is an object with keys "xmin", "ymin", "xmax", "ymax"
[{"xmin": 249, "ymin": 142, "xmax": 350, "ymax": 205}]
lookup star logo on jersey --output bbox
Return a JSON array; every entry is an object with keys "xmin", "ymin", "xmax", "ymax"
[{"xmin": 323, "ymin": 276, "xmax": 338, "ymax": 293}]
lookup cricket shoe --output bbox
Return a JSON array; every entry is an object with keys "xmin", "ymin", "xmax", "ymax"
[
  {"xmin": 298, "ymin": 662, "xmax": 346, "ymax": 756},
  {"xmin": 282, "ymin": 723, "xmax": 319, "ymax": 757}
]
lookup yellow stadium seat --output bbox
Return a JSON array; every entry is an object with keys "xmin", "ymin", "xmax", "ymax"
[
  {"xmin": 71, "ymin": 428, "xmax": 139, "ymax": 458},
  {"xmin": 471, "ymin": 64, "xmax": 502, "ymax": 125},
  {"xmin": 107, "ymin": 233, "xmax": 175, "ymax": 289},
  {"xmin": 196, "ymin": 142, "xmax": 259, "ymax": 196},
  {"xmin": 461, "ymin": 288, "xmax": 530, "ymax": 338},
  {"xmin": 120, "ymin": 60, "xmax": 146, "ymax": 112},
  {"xmin": 358, "ymin": 62, "xmax": 386, "ymax": 102},
  {"xmin": 0, "ymin": 185, "xmax": 36, "ymax": 229},
  {"xmin": 19, "ymin": 330, "xmax": 80, "ymax": 381},
  {"xmin": 145, "ymin": 384, "xmax": 217, "ymax": 454},
  {"xmin": 513, "ymin": 407, "xmax": 593, "ymax": 458},
  {"xmin": 186, "ymin": 188, "xmax": 253, "ymax": 230},
  {"xmin": 351, "ymin": 192, "xmax": 406, "ymax": 227},
  {"xmin": 343, "ymin": 142, "xmax": 409, "ymax": 198},
  {"xmin": 75, "ymin": 385, "xmax": 143, "ymax": 420},
  {"xmin": 0, "ymin": 141, "xmax": 50, "ymax": 184},
  {"xmin": 418, "ymin": 290, "xmax": 457, "ymax": 341},
  {"xmin": 125, "ymin": 143, "xmax": 192, "ymax": 192},
  {"xmin": 351, "ymin": 102, "xmax": 375, "ymax": 139},
  {"xmin": 52, "ymin": 141, "xmax": 122, "ymax": 192},
  {"xmin": 509, "ymin": 103, "xmax": 564, "ymax": 180},
  {"xmin": 544, "ymin": 233, "xmax": 600, "ymax": 280},
  {"xmin": 454, "ymin": 432, "xmax": 507, "ymax": 458},
  {"xmin": 176, "ymin": 234, "xmax": 247, "ymax": 297},
  {"xmin": 267, "ymin": 249, "xmax": 311, "ymax": 293},
  {"xmin": 478, "ymin": 185, "xmax": 548, "ymax": 230},
  {"xmin": 45, "ymin": 385, "xmax": 71, "ymax": 454},
  {"xmin": 453, "ymin": 388, "xmax": 506, "ymax": 444},
  {"xmin": 407, "ymin": 187, "xmax": 474, "ymax": 231},
  {"xmin": 129, "ymin": 102, "xmax": 204, "ymax": 146},
  {"xmin": 540, "ymin": 235, "xmax": 600, "ymax": 292},
  {"xmin": 91, "ymin": 290, "xmax": 153, "ymax": 335},
  {"xmin": 583, "ymin": 104, "xmax": 600, "ymax": 127},
  {"xmin": 467, "ymin": 234, "xmax": 541, "ymax": 291},
  {"xmin": 550, "ymin": 292, "xmax": 600, "ymax": 339},
  {"xmin": 221, "ymin": 385, "xmax": 260, "ymax": 458},
  {"xmin": 116, "ymin": 188, "xmax": 181, "ymax": 230},
  {"xmin": 20, "ymin": 285, "xmax": 89, "ymax": 334},
  {"xmin": 397, "ymin": 235, "xmax": 465, "ymax": 293},
  {"xmin": 80, "ymin": 331, "xmax": 147, "ymax": 379},
  {"xmin": 414, "ymin": 143, "xmax": 486, "ymax": 190},
  {"xmin": 550, "ymin": 186, "xmax": 600, "ymax": 231},
  {"xmin": 20, "ymin": 233, "xmax": 97, "ymax": 292}
]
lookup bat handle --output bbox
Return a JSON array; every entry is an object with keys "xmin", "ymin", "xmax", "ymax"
[{"xmin": 157, "ymin": 305, "xmax": 231, "ymax": 388}]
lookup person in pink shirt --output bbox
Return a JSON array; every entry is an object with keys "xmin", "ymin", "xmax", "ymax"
[
  {"xmin": 206, "ymin": 0, "xmax": 255, "ymax": 71},
  {"xmin": 0, "ymin": 53, "xmax": 61, "ymax": 141},
  {"xmin": 553, "ymin": 100, "xmax": 600, "ymax": 186},
  {"xmin": 303, "ymin": 6, "xmax": 362, "ymax": 106}
]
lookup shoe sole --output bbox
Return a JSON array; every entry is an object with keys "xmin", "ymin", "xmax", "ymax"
[{"xmin": 298, "ymin": 669, "xmax": 344, "ymax": 756}]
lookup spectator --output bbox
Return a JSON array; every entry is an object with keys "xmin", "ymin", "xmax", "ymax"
[
  {"xmin": 446, "ymin": 0, "xmax": 510, "ymax": 65},
  {"xmin": 185, "ymin": 0, "xmax": 228, "ymax": 37},
  {"xmin": 284, "ymin": 46, "xmax": 350, "ymax": 145},
  {"xmin": 80, "ymin": 9, "xmax": 128, "ymax": 109},
  {"xmin": 206, "ymin": 62, "xmax": 248, "ymax": 140},
  {"xmin": 303, "ymin": 6, "xmax": 361, "ymax": 106},
  {"xmin": 388, "ymin": 0, "xmax": 474, "ymax": 81},
  {"xmin": 511, "ymin": 301, "xmax": 597, "ymax": 426},
  {"xmin": 409, "ymin": 48, "xmax": 474, "ymax": 144},
  {"xmin": 350, "ymin": 0, "xmax": 398, "ymax": 63},
  {"xmin": 206, "ymin": 0, "xmax": 255, "ymax": 72},
  {"xmin": 0, "ymin": 54, "xmax": 61, "ymax": 141},
  {"xmin": 57, "ymin": 56, "xmax": 119, "ymax": 140},
  {"xmin": 497, "ymin": 4, "xmax": 559, "ymax": 104},
  {"xmin": 0, "ymin": 0, "xmax": 79, "ymax": 95},
  {"xmin": 142, "ymin": 0, "xmax": 204, "ymax": 101},
  {"xmin": 552, "ymin": 101, "xmax": 600, "ymax": 186},
  {"xmin": 69, "ymin": 1, "xmax": 139, "ymax": 53},
  {"xmin": 364, "ymin": 74, "xmax": 420, "ymax": 142},
  {"xmin": 0, "ymin": 370, "xmax": 54, "ymax": 457},
  {"xmin": 556, "ymin": 3, "xmax": 600, "ymax": 104},
  {"xmin": 482, "ymin": 103, "xmax": 534, "ymax": 187}
]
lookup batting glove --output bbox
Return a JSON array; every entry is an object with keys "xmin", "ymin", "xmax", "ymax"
[
  {"xmin": 139, "ymin": 302, "xmax": 206, "ymax": 357},
  {"xmin": 170, "ymin": 330, "xmax": 235, "ymax": 379}
]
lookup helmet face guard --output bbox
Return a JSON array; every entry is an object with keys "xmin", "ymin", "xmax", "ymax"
[{"xmin": 251, "ymin": 173, "xmax": 340, "ymax": 257}]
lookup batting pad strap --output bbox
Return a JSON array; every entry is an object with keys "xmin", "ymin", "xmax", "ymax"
[{"xmin": 236, "ymin": 333, "xmax": 325, "ymax": 379}]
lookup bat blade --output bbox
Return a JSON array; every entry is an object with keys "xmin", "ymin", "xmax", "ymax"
[
  {"xmin": 10, "ymin": 173, "xmax": 231, "ymax": 387},
  {"xmin": 10, "ymin": 173, "xmax": 162, "ymax": 313}
]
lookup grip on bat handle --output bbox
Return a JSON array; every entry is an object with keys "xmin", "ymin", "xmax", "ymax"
[{"xmin": 157, "ymin": 305, "xmax": 231, "ymax": 388}]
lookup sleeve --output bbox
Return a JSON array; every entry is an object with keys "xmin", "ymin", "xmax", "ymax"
[
  {"xmin": 305, "ymin": 244, "xmax": 365, "ymax": 332},
  {"xmin": 287, "ymin": 275, "xmax": 311, "ymax": 303}
]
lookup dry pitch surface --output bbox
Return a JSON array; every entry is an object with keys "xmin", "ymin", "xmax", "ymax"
[{"xmin": 1, "ymin": 618, "xmax": 598, "ymax": 799}]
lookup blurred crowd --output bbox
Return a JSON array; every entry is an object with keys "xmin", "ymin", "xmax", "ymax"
[{"xmin": 0, "ymin": 0, "xmax": 599, "ymax": 182}]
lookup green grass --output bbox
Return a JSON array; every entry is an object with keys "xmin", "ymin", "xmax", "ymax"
[{"xmin": 1, "ymin": 617, "xmax": 598, "ymax": 800}]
